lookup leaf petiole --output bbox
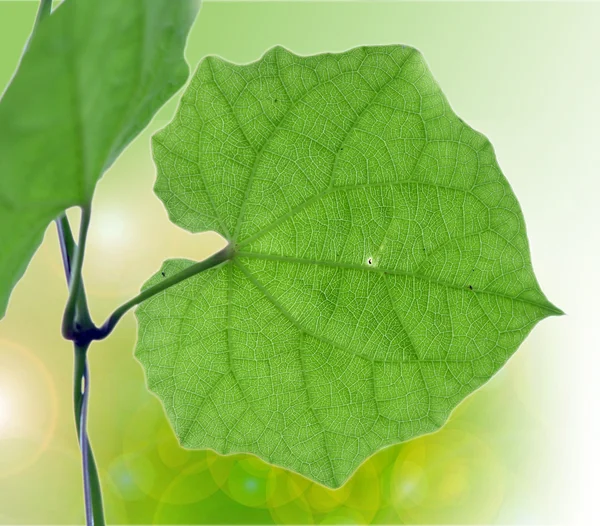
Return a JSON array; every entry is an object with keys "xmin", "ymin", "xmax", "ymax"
[{"xmin": 96, "ymin": 243, "xmax": 235, "ymax": 339}]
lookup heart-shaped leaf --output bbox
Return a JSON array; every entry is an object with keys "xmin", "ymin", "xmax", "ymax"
[{"xmin": 136, "ymin": 46, "xmax": 560, "ymax": 487}]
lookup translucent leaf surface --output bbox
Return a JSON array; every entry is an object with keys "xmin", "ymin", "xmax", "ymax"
[
  {"xmin": 0, "ymin": 0, "xmax": 200, "ymax": 317},
  {"xmin": 137, "ymin": 46, "xmax": 560, "ymax": 488}
]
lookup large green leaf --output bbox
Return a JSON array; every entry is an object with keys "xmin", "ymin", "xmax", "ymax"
[
  {"xmin": 0, "ymin": 0, "xmax": 200, "ymax": 318},
  {"xmin": 136, "ymin": 45, "xmax": 560, "ymax": 488}
]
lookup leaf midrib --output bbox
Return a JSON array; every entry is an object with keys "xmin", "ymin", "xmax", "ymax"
[{"xmin": 235, "ymin": 251, "xmax": 558, "ymax": 314}]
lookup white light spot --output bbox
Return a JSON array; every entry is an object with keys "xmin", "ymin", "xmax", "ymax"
[
  {"xmin": 0, "ymin": 388, "xmax": 13, "ymax": 435},
  {"xmin": 94, "ymin": 209, "xmax": 131, "ymax": 249}
]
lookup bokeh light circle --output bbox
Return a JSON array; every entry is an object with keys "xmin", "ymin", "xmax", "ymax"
[
  {"xmin": 158, "ymin": 457, "xmax": 219, "ymax": 505},
  {"xmin": 391, "ymin": 428, "xmax": 506, "ymax": 523},
  {"xmin": 0, "ymin": 339, "xmax": 58, "ymax": 478},
  {"xmin": 304, "ymin": 478, "xmax": 350, "ymax": 513},
  {"xmin": 266, "ymin": 466, "xmax": 310, "ymax": 508},
  {"xmin": 157, "ymin": 424, "xmax": 191, "ymax": 468},
  {"xmin": 120, "ymin": 396, "xmax": 227, "ymax": 507},
  {"xmin": 226, "ymin": 457, "xmax": 274, "ymax": 507},
  {"xmin": 108, "ymin": 453, "xmax": 156, "ymax": 501},
  {"xmin": 206, "ymin": 449, "xmax": 238, "ymax": 488},
  {"xmin": 319, "ymin": 506, "xmax": 368, "ymax": 524},
  {"xmin": 270, "ymin": 490, "xmax": 315, "ymax": 524}
]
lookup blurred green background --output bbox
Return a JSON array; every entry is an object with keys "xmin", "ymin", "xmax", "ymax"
[{"xmin": 0, "ymin": 1, "xmax": 591, "ymax": 524}]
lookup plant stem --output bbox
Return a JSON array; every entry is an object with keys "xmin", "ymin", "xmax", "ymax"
[
  {"xmin": 56, "ymin": 212, "xmax": 93, "ymax": 323},
  {"xmin": 80, "ymin": 352, "xmax": 92, "ymax": 525},
  {"xmin": 96, "ymin": 243, "xmax": 234, "ymax": 339},
  {"xmin": 34, "ymin": 0, "xmax": 52, "ymax": 28},
  {"xmin": 55, "ymin": 217, "xmax": 232, "ymax": 524},
  {"xmin": 56, "ymin": 213, "xmax": 75, "ymax": 281},
  {"xmin": 56, "ymin": 212, "xmax": 105, "ymax": 524},
  {"xmin": 62, "ymin": 205, "xmax": 93, "ymax": 340},
  {"xmin": 74, "ymin": 344, "xmax": 105, "ymax": 526}
]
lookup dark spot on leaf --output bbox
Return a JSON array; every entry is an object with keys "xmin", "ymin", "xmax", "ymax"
[
  {"xmin": 274, "ymin": 98, "xmax": 278, "ymax": 103},
  {"xmin": 469, "ymin": 285, "xmax": 473, "ymax": 290},
  {"xmin": 161, "ymin": 271, "xmax": 166, "ymax": 277},
  {"xmin": 368, "ymin": 258, "xmax": 373, "ymax": 265}
]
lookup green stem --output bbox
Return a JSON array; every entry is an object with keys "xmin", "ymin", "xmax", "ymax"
[
  {"xmin": 56, "ymin": 216, "xmax": 232, "ymax": 525},
  {"xmin": 56, "ymin": 212, "xmax": 105, "ymax": 524},
  {"xmin": 62, "ymin": 205, "xmax": 93, "ymax": 339},
  {"xmin": 74, "ymin": 344, "xmax": 105, "ymax": 526},
  {"xmin": 34, "ymin": 0, "xmax": 52, "ymax": 28},
  {"xmin": 56, "ymin": 213, "xmax": 76, "ymax": 281},
  {"xmin": 56, "ymin": 212, "xmax": 93, "ymax": 327},
  {"xmin": 96, "ymin": 244, "xmax": 234, "ymax": 339}
]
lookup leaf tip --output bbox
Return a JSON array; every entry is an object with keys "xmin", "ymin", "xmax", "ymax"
[{"xmin": 547, "ymin": 303, "xmax": 566, "ymax": 317}]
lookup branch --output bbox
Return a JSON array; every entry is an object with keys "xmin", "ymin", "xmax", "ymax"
[{"xmin": 95, "ymin": 244, "xmax": 234, "ymax": 339}]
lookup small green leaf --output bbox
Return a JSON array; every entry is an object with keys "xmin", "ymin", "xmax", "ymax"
[
  {"xmin": 137, "ymin": 46, "xmax": 561, "ymax": 488},
  {"xmin": 0, "ymin": 0, "xmax": 200, "ymax": 318}
]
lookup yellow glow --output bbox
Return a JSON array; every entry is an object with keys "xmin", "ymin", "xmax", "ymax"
[
  {"xmin": 157, "ymin": 459, "xmax": 219, "ymax": 506},
  {"xmin": 93, "ymin": 208, "xmax": 132, "ymax": 249},
  {"xmin": 392, "ymin": 460, "xmax": 428, "ymax": 509},
  {"xmin": 391, "ymin": 429, "xmax": 506, "ymax": 523},
  {"xmin": 0, "ymin": 388, "xmax": 13, "ymax": 435},
  {"xmin": 0, "ymin": 339, "xmax": 58, "ymax": 478},
  {"xmin": 265, "ymin": 467, "xmax": 310, "ymax": 508}
]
